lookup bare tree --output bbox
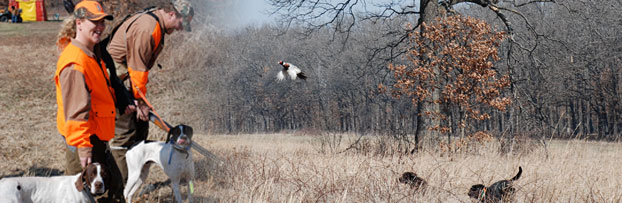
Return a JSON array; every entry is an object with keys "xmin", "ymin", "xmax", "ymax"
[
  {"xmin": 268, "ymin": 0, "xmax": 555, "ymax": 59},
  {"xmin": 136, "ymin": 0, "xmax": 622, "ymax": 145},
  {"xmin": 266, "ymin": 0, "xmax": 554, "ymax": 148}
]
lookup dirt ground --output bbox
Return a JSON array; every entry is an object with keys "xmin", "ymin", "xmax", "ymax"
[{"xmin": 0, "ymin": 20, "xmax": 205, "ymax": 202}]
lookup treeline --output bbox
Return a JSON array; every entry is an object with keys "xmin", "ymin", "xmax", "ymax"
[
  {"xmin": 163, "ymin": 1, "xmax": 622, "ymax": 140},
  {"xmin": 199, "ymin": 25, "xmax": 414, "ymax": 134}
]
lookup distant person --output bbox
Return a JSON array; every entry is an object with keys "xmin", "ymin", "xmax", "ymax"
[
  {"xmin": 106, "ymin": 0, "xmax": 194, "ymax": 184},
  {"xmin": 13, "ymin": 8, "xmax": 21, "ymax": 23},
  {"xmin": 55, "ymin": 1, "xmax": 124, "ymax": 202},
  {"xmin": 9, "ymin": 5, "xmax": 16, "ymax": 23}
]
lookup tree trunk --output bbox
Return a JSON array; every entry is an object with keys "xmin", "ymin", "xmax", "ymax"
[
  {"xmin": 417, "ymin": 0, "xmax": 442, "ymax": 149},
  {"xmin": 413, "ymin": 100, "xmax": 424, "ymax": 153}
]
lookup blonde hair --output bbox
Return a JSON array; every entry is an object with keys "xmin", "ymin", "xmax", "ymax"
[{"xmin": 56, "ymin": 15, "xmax": 78, "ymax": 51}]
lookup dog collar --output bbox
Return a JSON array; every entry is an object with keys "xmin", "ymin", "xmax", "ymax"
[
  {"xmin": 82, "ymin": 181, "xmax": 97, "ymax": 203},
  {"xmin": 172, "ymin": 141, "xmax": 192, "ymax": 152},
  {"xmin": 479, "ymin": 187, "xmax": 486, "ymax": 200},
  {"xmin": 167, "ymin": 141, "xmax": 192, "ymax": 165}
]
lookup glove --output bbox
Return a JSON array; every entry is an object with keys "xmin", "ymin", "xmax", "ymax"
[
  {"xmin": 124, "ymin": 100, "xmax": 138, "ymax": 115},
  {"xmin": 78, "ymin": 147, "xmax": 92, "ymax": 167},
  {"xmin": 136, "ymin": 99, "xmax": 151, "ymax": 121}
]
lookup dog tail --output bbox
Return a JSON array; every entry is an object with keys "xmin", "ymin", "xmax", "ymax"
[{"xmin": 510, "ymin": 166, "xmax": 522, "ymax": 181}]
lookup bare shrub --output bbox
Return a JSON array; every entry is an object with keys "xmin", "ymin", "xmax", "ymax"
[
  {"xmin": 313, "ymin": 132, "xmax": 343, "ymax": 154},
  {"xmin": 332, "ymin": 133, "xmax": 422, "ymax": 157},
  {"xmin": 498, "ymin": 133, "xmax": 542, "ymax": 156},
  {"xmin": 207, "ymin": 146, "xmax": 253, "ymax": 189}
]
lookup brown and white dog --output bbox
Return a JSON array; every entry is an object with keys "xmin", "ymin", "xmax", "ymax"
[
  {"xmin": 124, "ymin": 124, "xmax": 195, "ymax": 203},
  {"xmin": 0, "ymin": 162, "xmax": 109, "ymax": 203},
  {"xmin": 468, "ymin": 166, "xmax": 522, "ymax": 203}
]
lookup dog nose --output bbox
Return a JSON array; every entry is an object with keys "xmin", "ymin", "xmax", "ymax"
[{"xmin": 94, "ymin": 181, "xmax": 103, "ymax": 191}]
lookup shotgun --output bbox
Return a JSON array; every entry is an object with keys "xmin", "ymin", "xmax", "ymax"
[{"xmin": 148, "ymin": 112, "xmax": 223, "ymax": 165}]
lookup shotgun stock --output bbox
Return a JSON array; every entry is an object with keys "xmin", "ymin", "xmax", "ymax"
[{"xmin": 148, "ymin": 112, "xmax": 172, "ymax": 132}]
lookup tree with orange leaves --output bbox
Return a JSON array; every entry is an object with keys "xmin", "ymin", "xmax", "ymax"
[{"xmin": 383, "ymin": 15, "xmax": 511, "ymax": 151}]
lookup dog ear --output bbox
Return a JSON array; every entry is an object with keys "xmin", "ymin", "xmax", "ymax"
[
  {"xmin": 171, "ymin": 126, "xmax": 181, "ymax": 137},
  {"xmin": 183, "ymin": 125, "xmax": 193, "ymax": 138},
  {"xmin": 404, "ymin": 172, "xmax": 416, "ymax": 180},
  {"xmin": 75, "ymin": 167, "xmax": 87, "ymax": 192},
  {"xmin": 399, "ymin": 172, "xmax": 414, "ymax": 184},
  {"xmin": 468, "ymin": 184, "xmax": 486, "ymax": 198},
  {"xmin": 167, "ymin": 126, "xmax": 181, "ymax": 143}
]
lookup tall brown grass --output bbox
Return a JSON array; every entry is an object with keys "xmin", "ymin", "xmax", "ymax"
[
  {"xmin": 1, "ymin": 22, "xmax": 622, "ymax": 203},
  {"xmin": 187, "ymin": 134, "xmax": 622, "ymax": 202}
]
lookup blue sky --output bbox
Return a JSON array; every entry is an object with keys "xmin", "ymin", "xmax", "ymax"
[
  {"xmin": 240, "ymin": 0, "xmax": 275, "ymax": 25},
  {"xmin": 225, "ymin": 0, "xmax": 276, "ymax": 28},
  {"xmin": 218, "ymin": 0, "xmax": 422, "ymax": 29}
]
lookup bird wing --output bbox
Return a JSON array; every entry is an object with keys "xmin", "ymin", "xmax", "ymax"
[
  {"xmin": 276, "ymin": 71, "xmax": 285, "ymax": 81},
  {"xmin": 287, "ymin": 65, "xmax": 302, "ymax": 80}
]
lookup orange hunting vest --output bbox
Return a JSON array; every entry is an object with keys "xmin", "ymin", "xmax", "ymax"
[
  {"xmin": 126, "ymin": 20, "xmax": 164, "ymax": 99},
  {"xmin": 55, "ymin": 43, "xmax": 116, "ymax": 148}
]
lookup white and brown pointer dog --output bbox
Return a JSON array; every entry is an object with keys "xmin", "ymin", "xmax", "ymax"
[
  {"xmin": 124, "ymin": 125, "xmax": 195, "ymax": 203},
  {"xmin": 0, "ymin": 162, "xmax": 109, "ymax": 203}
]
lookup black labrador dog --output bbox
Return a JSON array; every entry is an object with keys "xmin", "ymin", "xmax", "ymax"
[
  {"xmin": 468, "ymin": 166, "xmax": 522, "ymax": 203},
  {"xmin": 398, "ymin": 171, "xmax": 428, "ymax": 192}
]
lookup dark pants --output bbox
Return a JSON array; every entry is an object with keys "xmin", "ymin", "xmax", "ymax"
[
  {"xmin": 109, "ymin": 61, "xmax": 149, "ymax": 184},
  {"xmin": 110, "ymin": 111, "xmax": 149, "ymax": 185},
  {"xmin": 64, "ymin": 135, "xmax": 125, "ymax": 203}
]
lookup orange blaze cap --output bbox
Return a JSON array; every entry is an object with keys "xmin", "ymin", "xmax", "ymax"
[{"xmin": 74, "ymin": 0, "xmax": 113, "ymax": 21}]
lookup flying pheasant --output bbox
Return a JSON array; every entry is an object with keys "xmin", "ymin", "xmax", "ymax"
[{"xmin": 277, "ymin": 61, "xmax": 307, "ymax": 81}]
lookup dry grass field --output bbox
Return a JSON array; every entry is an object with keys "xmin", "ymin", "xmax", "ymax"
[{"xmin": 1, "ymin": 21, "xmax": 622, "ymax": 203}]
